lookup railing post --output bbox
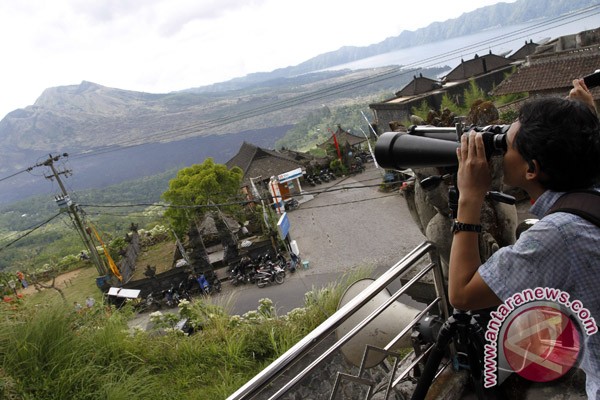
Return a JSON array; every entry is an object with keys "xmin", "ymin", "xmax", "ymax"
[
  {"xmin": 428, "ymin": 246, "xmax": 451, "ymax": 322},
  {"xmin": 227, "ymin": 241, "xmax": 438, "ymax": 400}
]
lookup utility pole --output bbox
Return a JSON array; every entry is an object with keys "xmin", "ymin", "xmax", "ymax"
[{"xmin": 40, "ymin": 154, "xmax": 109, "ymax": 277}]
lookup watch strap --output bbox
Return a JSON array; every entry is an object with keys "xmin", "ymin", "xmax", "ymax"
[{"xmin": 451, "ymin": 221, "xmax": 482, "ymax": 233}]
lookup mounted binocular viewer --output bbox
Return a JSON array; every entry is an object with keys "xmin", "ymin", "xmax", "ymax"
[{"xmin": 374, "ymin": 123, "xmax": 510, "ymax": 170}]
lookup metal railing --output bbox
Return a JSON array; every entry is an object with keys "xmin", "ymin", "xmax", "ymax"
[{"xmin": 227, "ymin": 240, "xmax": 449, "ymax": 400}]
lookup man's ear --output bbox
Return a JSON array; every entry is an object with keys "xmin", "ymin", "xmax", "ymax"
[{"xmin": 526, "ymin": 160, "xmax": 541, "ymax": 180}]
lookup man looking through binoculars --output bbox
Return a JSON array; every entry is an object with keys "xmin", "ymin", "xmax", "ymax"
[{"xmin": 448, "ymin": 79, "xmax": 600, "ymax": 398}]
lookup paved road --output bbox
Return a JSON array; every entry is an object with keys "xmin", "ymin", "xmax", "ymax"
[
  {"xmin": 129, "ymin": 164, "xmax": 427, "ymax": 328},
  {"xmin": 227, "ymin": 163, "xmax": 426, "ymax": 316}
]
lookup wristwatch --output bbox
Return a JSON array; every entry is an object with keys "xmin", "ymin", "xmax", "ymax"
[{"xmin": 451, "ymin": 220, "xmax": 482, "ymax": 234}]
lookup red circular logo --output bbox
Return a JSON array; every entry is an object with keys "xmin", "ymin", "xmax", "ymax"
[{"xmin": 502, "ymin": 305, "xmax": 581, "ymax": 382}]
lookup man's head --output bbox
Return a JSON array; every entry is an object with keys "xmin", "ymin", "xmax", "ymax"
[{"xmin": 508, "ymin": 97, "xmax": 600, "ymax": 192}]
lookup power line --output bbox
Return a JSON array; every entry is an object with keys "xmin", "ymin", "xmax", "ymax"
[
  {"xmin": 78, "ymin": 178, "xmax": 405, "ymax": 210},
  {"xmin": 1, "ymin": 6, "xmax": 597, "ymax": 187},
  {"xmin": 60, "ymin": 5, "xmax": 600, "ymax": 163},
  {"xmin": 0, "ymin": 212, "xmax": 63, "ymax": 251},
  {"xmin": 0, "ymin": 167, "xmax": 34, "ymax": 183},
  {"xmin": 297, "ymin": 193, "xmax": 400, "ymax": 210}
]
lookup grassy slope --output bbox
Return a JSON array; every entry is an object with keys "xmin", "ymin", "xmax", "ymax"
[{"xmin": 1, "ymin": 260, "xmax": 372, "ymax": 399}]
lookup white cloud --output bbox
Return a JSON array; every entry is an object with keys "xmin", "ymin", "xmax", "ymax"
[{"xmin": 0, "ymin": 0, "xmax": 514, "ymax": 119}]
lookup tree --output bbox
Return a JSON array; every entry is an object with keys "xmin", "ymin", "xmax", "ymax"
[
  {"xmin": 463, "ymin": 79, "xmax": 487, "ymax": 109},
  {"xmin": 162, "ymin": 158, "xmax": 243, "ymax": 237}
]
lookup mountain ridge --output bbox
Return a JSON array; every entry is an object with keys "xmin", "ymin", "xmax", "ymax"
[
  {"xmin": 186, "ymin": 0, "xmax": 596, "ymax": 92},
  {"xmin": 0, "ymin": 0, "xmax": 595, "ymax": 204}
]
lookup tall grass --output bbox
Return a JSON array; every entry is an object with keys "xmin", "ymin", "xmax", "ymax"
[
  {"xmin": 0, "ymin": 299, "xmax": 162, "ymax": 399},
  {"xmin": 0, "ymin": 266, "xmax": 372, "ymax": 399}
]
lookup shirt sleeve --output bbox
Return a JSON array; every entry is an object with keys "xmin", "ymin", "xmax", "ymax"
[{"xmin": 478, "ymin": 216, "xmax": 570, "ymax": 301}]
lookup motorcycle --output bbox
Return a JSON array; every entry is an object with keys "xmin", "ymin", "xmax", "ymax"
[
  {"xmin": 275, "ymin": 252, "xmax": 299, "ymax": 273},
  {"xmin": 177, "ymin": 280, "xmax": 192, "ymax": 302},
  {"xmin": 255, "ymin": 263, "xmax": 285, "ymax": 288},
  {"xmin": 162, "ymin": 284, "xmax": 180, "ymax": 308},
  {"xmin": 308, "ymin": 174, "xmax": 322, "ymax": 184},
  {"xmin": 137, "ymin": 291, "xmax": 162, "ymax": 312},
  {"xmin": 196, "ymin": 272, "xmax": 222, "ymax": 295},
  {"xmin": 323, "ymin": 168, "xmax": 337, "ymax": 181},
  {"xmin": 284, "ymin": 198, "xmax": 299, "ymax": 211},
  {"xmin": 304, "ymin": 175, "xmax": 316, "ymax": 187},
  {"xmin": 229, "ymin": 263, "xmax": 246, "ymax": 286}
]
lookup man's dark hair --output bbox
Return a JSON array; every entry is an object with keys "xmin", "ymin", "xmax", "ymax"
[{"xmin": 515, "ymin": 97, "xmax": 600, "ymax": 191}]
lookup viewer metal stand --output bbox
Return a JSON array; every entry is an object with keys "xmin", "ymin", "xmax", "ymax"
[{"xmin": 410, "ymin": 183, "xmax": 509, "ymax": 400}]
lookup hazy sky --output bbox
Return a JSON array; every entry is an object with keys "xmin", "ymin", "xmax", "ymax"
[{"xmin": 0, "ymin": 0, "xmax": 516, "ymax": 119}]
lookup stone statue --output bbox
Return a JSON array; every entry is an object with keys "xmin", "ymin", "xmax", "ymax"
[{"xmin": 402, "ymin": 102, "xmax": 517, "ymax": 278}]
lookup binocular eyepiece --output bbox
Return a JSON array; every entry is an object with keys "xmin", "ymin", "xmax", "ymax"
[{"xmin": 374, "ymin": 124, "xmax": 509, "ymax": 170}]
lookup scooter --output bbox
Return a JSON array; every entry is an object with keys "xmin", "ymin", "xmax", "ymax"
[
  {"xmin": 229, "ymin": 265, "xmax": 242, "ymax": 286},
  {"xmin": 162, "ymin": 284, "xmax": 180, "ymax": 308},
  {"xmin": 276, "ymin": 252, "xmax": 298, "ymax": 273},
  {"xmin": 284, "ymin": 198, "xmax": 299, "ymax": 211},
  {"xmin": 196, "ymin": 273, "xmax": 222, "ymax": 295},
  {"xmin": 255, "ymin": 263, "xmax": 285, "ymax": 288},
  {"xmin": 137, "ymin": 291, "xmax": 162, "ymax": 312}
]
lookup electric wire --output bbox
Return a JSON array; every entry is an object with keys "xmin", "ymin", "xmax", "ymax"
[
  {"xmin": 59, "ymin": 5, "xmax": 600, "ymax": 162},
  {"xmin": 0, "ymin": 167, "xmax": 34, "ymax": 183},
  {"xmin": 0, "ymin": 5, "xmax": 597, "ymax": 184},
  {"xmin": 0, "ymin": 212, "xmax": 63, "ymax": 251},
  {"xmin": 1, "ymin": 6, "xmax": 597, "ymax": 249},
  {"xmin": 0, "ymin": 173, "xmax": 402, "ymax": 250},
  {"xmin": 77, "ymin": 178, "xmax": 407, "ymax": 209}
]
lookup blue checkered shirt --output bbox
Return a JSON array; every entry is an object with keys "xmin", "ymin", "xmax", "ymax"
[{"xmin": 479, "ymin": 188, "xmax": 600, "ymax": 399}]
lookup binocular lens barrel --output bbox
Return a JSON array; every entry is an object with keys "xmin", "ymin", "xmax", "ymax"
[
  {"xmin": 374, "ymin": 132, "xmax": 460, "ymax": 169},
  {"xmin": 374, "ymin": 131, "xmax": 507, "ymax": 170}
]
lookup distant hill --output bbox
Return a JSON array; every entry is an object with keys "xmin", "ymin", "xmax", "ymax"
[
  {"xmin": 187, "ymin": 0, "xmax": 597, "ymax": 92},
  {"xmin": 0, "ymin": 67, "xmax": 424, "ymax": 203},
  {"xmin": 0, "ymin": 0, "xmax": 594, "ymax": 204}
]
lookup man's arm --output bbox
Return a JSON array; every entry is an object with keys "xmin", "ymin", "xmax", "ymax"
[{"xmin": 448, "ymin": 132, "xmax": 501, "ymax": 310}]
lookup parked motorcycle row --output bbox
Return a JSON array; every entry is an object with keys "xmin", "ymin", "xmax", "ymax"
[
  {"xmin": 228, "ymin": 252, "xmax": 301, "ymax": 289},
  {"xmin": 136, "ymin": 271, "xmax": 222, "ymax": 312},
  {"xmin": 304, "ymin": 168, "xmax": 337, "ymax": 186},
  {"xmin": 304, "ymin": 154, "xmax": 375, "ymax": 186}
]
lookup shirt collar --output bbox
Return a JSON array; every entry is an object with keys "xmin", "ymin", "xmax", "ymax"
[
  {"xmin": 530, "ymin": 190, "xmax": 565, "ymax": 218},
  {"xmin": 530, "ymin": 185, "xmax": 600, "ymax": 217}
]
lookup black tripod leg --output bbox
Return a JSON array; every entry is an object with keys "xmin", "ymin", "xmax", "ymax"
[
  {"xmin": 465, "ymin": 324, "xmax": 500, "ymax": 400},
  {"xmin": 410, "ymin": 316, "xmax": 457, "ymax": 400}
]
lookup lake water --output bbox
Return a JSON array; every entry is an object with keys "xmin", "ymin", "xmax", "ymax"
[{"xmin": 327, "ymin": 10, "xmax": 600, "ymax": 75}]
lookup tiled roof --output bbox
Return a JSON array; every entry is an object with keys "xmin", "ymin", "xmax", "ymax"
[
  {"xmin": 318, "ymin": 125, "xmax": 366, "ymax": 148},
  {"xmin": 493, "ymin": 46, "xmax": 600, "ymax": 96},
  {"xmin": 225, "ymin": 142, "xmax": 304, "ymax": 186},
  {"xmin": 444, "ymin": 53, "xmax": 512, "ymax": 81},
  {"xmin": 396, "ymin": 75, "xmax": 441, "ymax": 97},
  {"xmin": 509, "ymin": 41, "xmax": 539, "ymax": 61}
]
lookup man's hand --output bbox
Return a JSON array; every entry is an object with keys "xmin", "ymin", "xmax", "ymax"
[
  {"xmin": 569, "ymin": 78, "xmax": 596, "ymax": 113},
  {"xmin": 455, "ymin": 131, "xmax": 491, "ymax": 222},
  {"xmin": 449, "ymin": 131, "xmax": 500, "ymax": 311}
]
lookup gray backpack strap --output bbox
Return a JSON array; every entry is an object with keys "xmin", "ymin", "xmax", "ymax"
[{"xmin": 546, "ymin": 190, "xmax": 600, "ymax": 228}]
